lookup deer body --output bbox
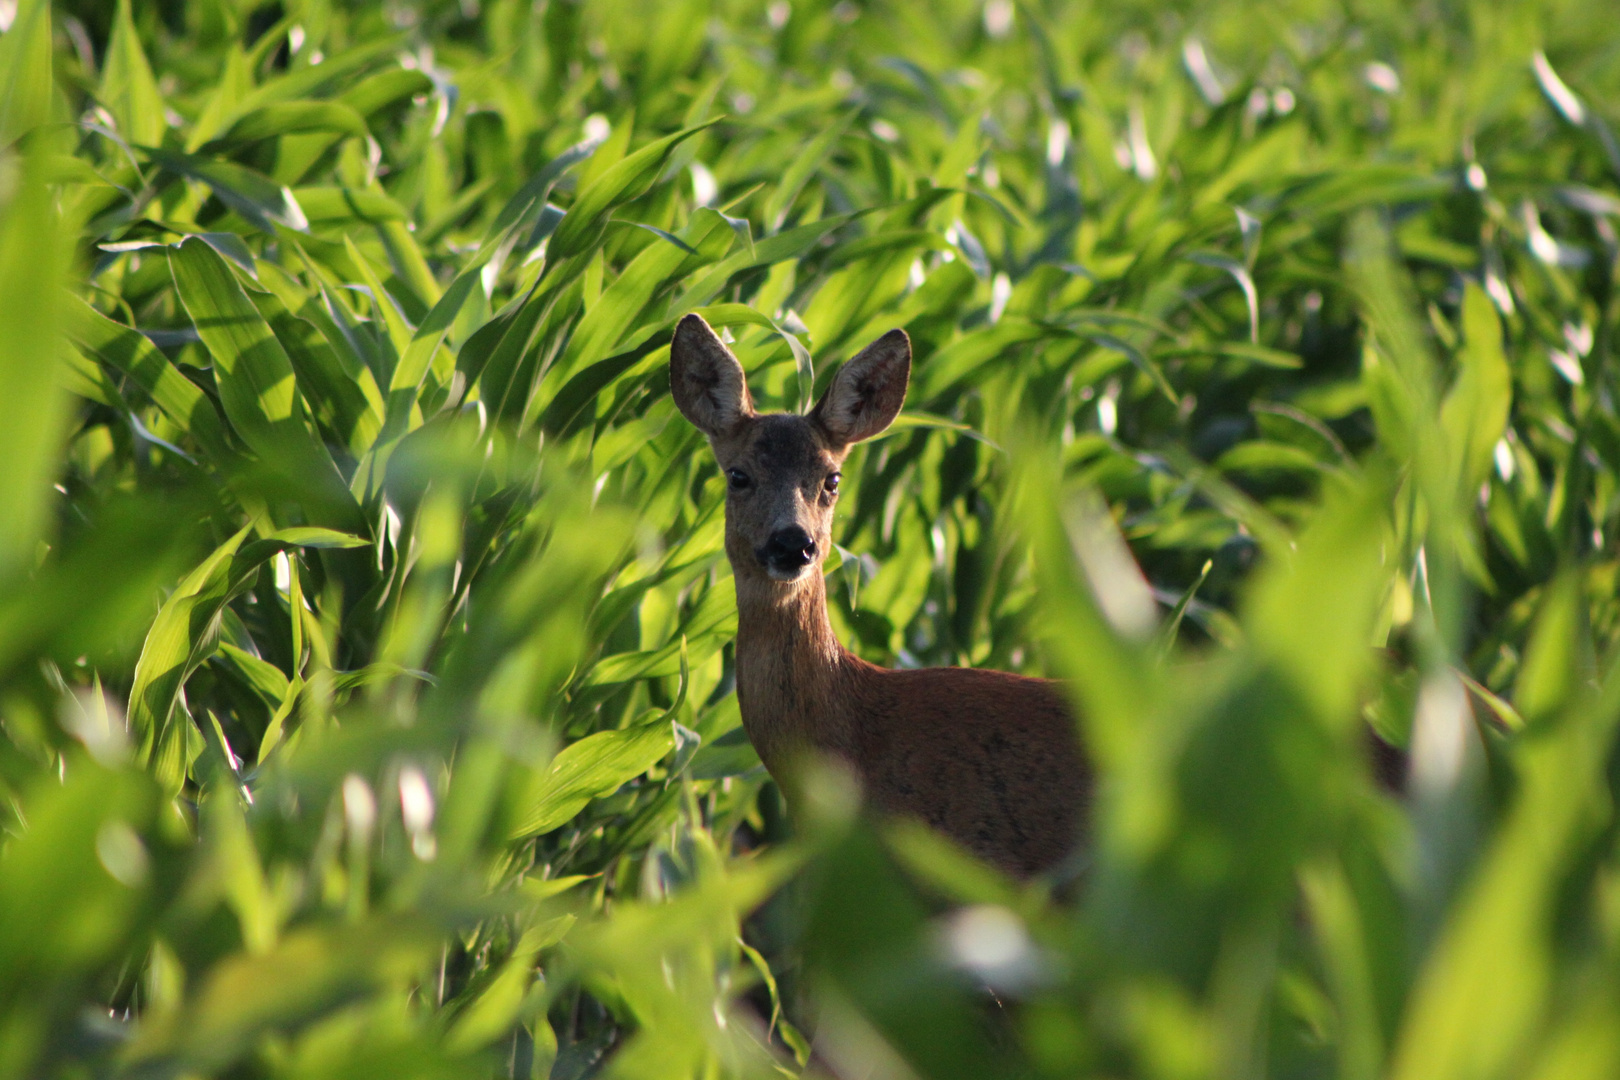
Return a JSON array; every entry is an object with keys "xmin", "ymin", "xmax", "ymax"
[{"xmin": 671, "ymin": 315, "xmax": 1089, "ymax": 877}]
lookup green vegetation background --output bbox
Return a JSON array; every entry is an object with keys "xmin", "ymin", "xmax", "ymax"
[{"xmin": 1, "ymin": 0, "xmax": 1619, "ymax": 1076}]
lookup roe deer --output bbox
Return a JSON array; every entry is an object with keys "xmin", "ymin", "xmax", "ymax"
[{"xmin": 669, "ymin": 313, "xmax": 1090, "ymax": 877}]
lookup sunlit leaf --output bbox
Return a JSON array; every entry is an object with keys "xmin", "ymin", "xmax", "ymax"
[{"xmin": 509, "ymin": 719, "xmax": 676, "ymax": 839}]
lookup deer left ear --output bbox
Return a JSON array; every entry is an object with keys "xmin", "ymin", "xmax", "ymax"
[
  {"xmin": 812, "ymin": 329, "xmax": 910, "ymax": 447},
  {"xmin": 670, "ymin": 313, "xmax": 755, "ymax": 439}
]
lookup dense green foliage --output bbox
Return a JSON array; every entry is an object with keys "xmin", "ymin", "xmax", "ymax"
[{"xmin": 3, "ymin": 0, "xmax": 1620, "ymax": 1075}]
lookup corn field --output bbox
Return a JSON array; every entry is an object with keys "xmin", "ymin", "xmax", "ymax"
[{"xmin": 3, "ymin": 0, "xmax": 1620, "ymax": 1076}]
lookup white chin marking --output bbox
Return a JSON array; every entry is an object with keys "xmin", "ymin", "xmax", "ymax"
[{"xmin": 766, "ymin": 565, "xmax": 810, "ymax": 583}]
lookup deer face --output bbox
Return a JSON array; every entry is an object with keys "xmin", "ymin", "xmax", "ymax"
[{"xmin": 670, "ymin": 314, "xmax": 910, "ymax": 585}]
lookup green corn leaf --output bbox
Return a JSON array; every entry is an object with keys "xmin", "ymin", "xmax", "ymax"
[
  {"xmin": 327, "ymin": 662, "xmax": 435, "ymax": 696},
  {"xmin": 251, "ymin": 260, "xmax": 385, "ymax": 453},
  {"xmin": 672, "ymin": 212, "xmax": 861, "ymax": 311},
  {"xmin": 169, "ymin": 238, "xmax": 361, "ymax": 528},
  {"xmin": 481, "ymin": 276, "xmax": 583, "ymax": 427},
  {"xmin": 290, "ymin": 185, "xmax": 409, "ymax": 225},
  {"xmin": 916, "ymin": 318, "xmax": 1048, "ymax": 397},
  {"xmin": 1346, "ymin": 212, "xmax": 1442, "ymax": 458},
  {"xmin": 60, "ymin": 341, "xmax": 123, "ymax": 409},
  {"xmin": 261, "ymin": 67, "xmax": 429, "ymax": 183},
  {"xmin": 375, "ymin": 218, "xmax": 442, "ymax": 310},
  {"xmin": 100, "ymin": 0, "xmax": 166, "ymax": 148},
  {"xmin": 41, "ymin": 154, "xmax": 117, "ymax": 189},
  {"xmin": 1390, "ymin": 658, "xmax": 1620, "ymax": 1080},
  {"xmin": 456, "ymin": 285, "xmax": 543, "ymax": 385},
  {"xmin": 129, "ymin": 524, "xmax": 370, "ymax": 793},
  {"xmin": 215, "ymin": 642, "xmax": 292, "ymax": 707},
  {"xmin": 509, "ymin": 720, "xmax": 677, "ymax": 839},
  {"xmin": 226, "ymin": 38, "xmax": 402, "ymax": 123},
  {"xmin": 1513, "ymin": 573, "xmax": 1587, "ymax": 725},
  {"xmin": 336, "ymin": 68, "xmax": 434, "ymax": 117},
  {"xmin": 258, "ymin": 248, "xmax": 371, "ymax": 380},
  {"xmin": 341, "ymin": 234, "xmax": 414, "ymax": 373},
  {"xmin": 0, "ymin": 148, "xmax": 70, "ymax": 582},
  {"xmin": 1215, "ymin": 439, "xmax": 1329, "ymax": 476},
  {"xmin": 379, "ymin": 266, "xmax": 483, "ymax": 439},
  {"xmin": 738, "ymin": 935, "xmax": 811, "ymax": 1065},
  {"xmin": 166, "ymin": 240, "xmax": 301, "ymax": 438},
  {"xmin": 687, "ymin": 726, "xmax": 763, "ymax": 781},
  {"xmin": 0, "ymin": 762, "xmax": 159, "ymax": 1080},
  {"xmin": 210, "ymin": 101, "xmax": 369, "ymax": 147},
  {"xmin": 586, "ymin": 602, "xmax": 728, "ymax": 686},
  {"xmin": 1157, "ymin": 558, "xmax": 1213, "ymax": 656},
  {"xmin": 802, "ymin": 246, "xmax": 914, "ymax": 355},
  {"xmin": 818, "ymin": 228, "xmax": 951, "ymax": 272},
  {"xmin": 264, "ymin": 527, "xmax": 368, "ymax": 549},
  {"xmin": 1011, "ymin": 436, "xmax": 1155, "ymax": 770},
  {"xmin": 547, "ymin": 119, "xmax": 721, "ymax": 261},
  {"xmin": 1156, "ymin": 342, "xmax": 1304, "ymax": 369},
  {"xmin": 1186, "ymin": 252, "xmax": 1260, "ymax": 343},
  {"xmin": 185, "ymin": 45, "xmax": 253, "ymax": 152},
  {"xmin": 880, "ymin": 412, "xmax": 981, "ymax": 439},
  {"xmin": 764, "ymin": 111, "xmax": 855, "ymax": 232},
  {"xmin": 127, "ymin": 525, "xmax": 256, "ymax": 794},
  {"xmin": 145, "ymin": 148, "xmax": 311, "ymax": 233},
  {"xmin": 574, "ymin": 112, "xmax": 633, "ymax": 193},
  {"xmin": 443, "ymin": 952, "xmax": 540, "ymax": 1054},
  {"xmin": 1439, "ymin": 282, "xmax": 1511, "ymax": 497},
  {"xmin": 124, "ymin": 917, "xmax": 439, "ymax": 1074},
  {"xmin": 805, "ymin": 823, "xmax": 1006, "ymax": 1080},
  {"xmin": 487, "ymin": 139, "xmax": 603, "ymax": 253},
  {"xmin": 548, "ymin": 208, "xmax": 736, "ymax": 388},
  {"xmin": 444, "ymin": 911, "xmax": 568, "ymax": 1053},
  {"xmin": 200, "ymin": 784, "xmax": 276, "ymax": 951},
  {"xmin": 1245, "ymin": 471, "xmax": 1391, "ymax": 730},
  {"xmin": 0, "ymin": 0, "xmax": 53, "ymax": 144},
  {"xmin": 536, "ymin": 335, "xmax": 669, "ymax": 438},
  {"xmin": 1085, "ymin": 331, "xmax": 1181, "ymax": 406}
]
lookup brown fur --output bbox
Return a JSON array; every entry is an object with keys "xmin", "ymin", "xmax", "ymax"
[{"xmin": 671, "ymin": 314, "xmax": 1090, "ymax": 877}]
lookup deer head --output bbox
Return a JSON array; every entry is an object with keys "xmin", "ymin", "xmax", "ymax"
[{"xmin": 669, "ymin": 313, "xmax": 910, "ymax": 585}]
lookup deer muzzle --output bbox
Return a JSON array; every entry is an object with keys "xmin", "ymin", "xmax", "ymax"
[{"xmin": 757, "ymin": 526, "xmax": 817, "ymax": 581}]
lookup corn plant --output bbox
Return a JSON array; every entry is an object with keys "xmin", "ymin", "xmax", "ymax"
[{"xmin": 2, "ymin": 0, "xmax": 1619, "ymax": 1077}]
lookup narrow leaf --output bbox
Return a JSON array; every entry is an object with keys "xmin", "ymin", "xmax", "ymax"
[{"xmin": 510, "ymin": 721, "xmax": 676, "ymax": 838}]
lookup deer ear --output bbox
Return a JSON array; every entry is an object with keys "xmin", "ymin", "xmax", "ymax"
[
  {"xmin": 670, "ymin": 314, "xmax": 754, "ymax": 438},
  {"xmin": 812, "ymin": 329, "xmax": 910, "ymax": 447}
]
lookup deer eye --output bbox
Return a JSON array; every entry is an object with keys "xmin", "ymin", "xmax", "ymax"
[
  {"xmin": 726, "ymin": 468, "xmax": 752, "ymax": 491},
  {"xmin": 824, "ymin": 472, "xmax": 841, "ymax": 494}
]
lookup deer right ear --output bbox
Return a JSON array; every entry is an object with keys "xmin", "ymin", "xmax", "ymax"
[
  {"xmin": 811, "ymin": 328, "xmax": 910, "ymax": 447},
  {"xmin": 670, "ymin": 314, "xmax": 755, "ymax": 439}
]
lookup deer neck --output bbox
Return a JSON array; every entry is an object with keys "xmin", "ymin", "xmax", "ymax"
[{"xmin": 732, "ymin": 570, "xmax": 856, "ymax": 768}]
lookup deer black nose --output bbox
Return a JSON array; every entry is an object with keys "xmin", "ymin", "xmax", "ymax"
[{"xmin": 760, "ymin": 527, "xmax": 816, "ymax": 570}]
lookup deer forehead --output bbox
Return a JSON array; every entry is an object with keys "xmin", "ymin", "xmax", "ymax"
[{"xmin": 719, "ymin": 414, "xmax": 844, "ymax": 479}]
